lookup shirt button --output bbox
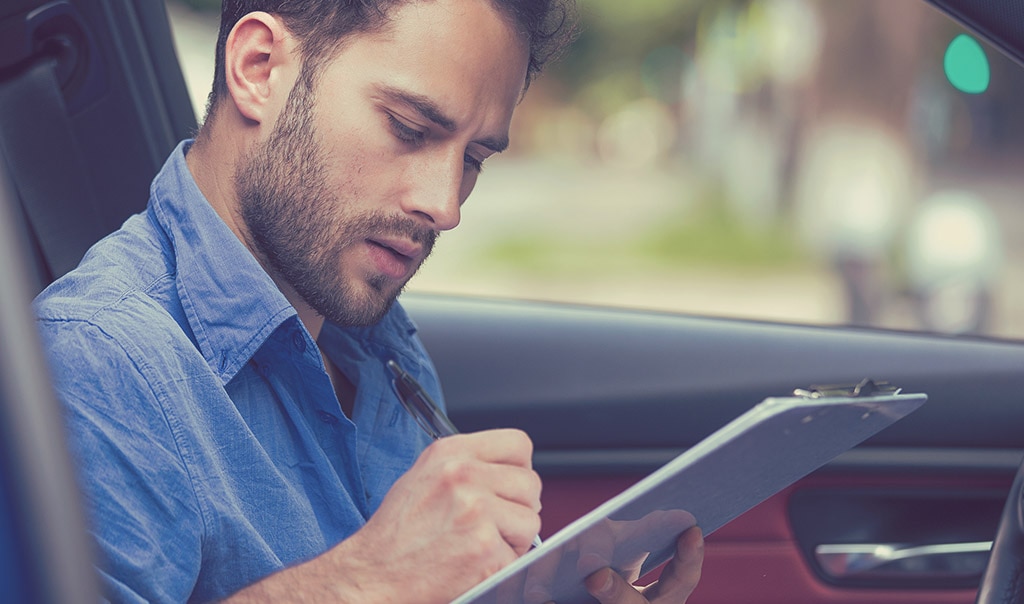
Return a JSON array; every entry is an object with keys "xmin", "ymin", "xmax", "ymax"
[
  {"xmin": 292, "ymin": 332, "xmax": 306, "ymax": 353},
  {"xmin": 316, "ymin": 410, "xmax": 339, "ymax": 425}
]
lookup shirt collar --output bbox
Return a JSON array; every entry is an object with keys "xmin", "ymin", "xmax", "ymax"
[
  {"xmin": 319, "ymin": 299, "xmax": 422, "ymax": 369},
  {"xmin": 149, "ymin": 140, "xmax": 296, "ymax": 383}
]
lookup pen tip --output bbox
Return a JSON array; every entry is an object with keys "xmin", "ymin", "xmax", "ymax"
[{"xmin": 386, "ymin": 359, "xmax": 402, "ymax": 377}]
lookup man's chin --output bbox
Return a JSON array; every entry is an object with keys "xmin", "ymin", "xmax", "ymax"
[{"xmin": 320, "ymin": 280, "xmax": 402, "ymax": 327}]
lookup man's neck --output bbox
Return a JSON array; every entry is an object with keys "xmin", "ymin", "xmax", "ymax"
[{"xmin": 186, "ymin": 123, "xmax": 326, "ymax": 339}]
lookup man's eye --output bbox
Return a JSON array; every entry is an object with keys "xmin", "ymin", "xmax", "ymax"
[
  {"xmin": 387, "ymin": 114, "xmax": 425, "ymax": 145},
  {"xmin": 464, "ymin": 154, "xmax": 484, "ymax": 173}
]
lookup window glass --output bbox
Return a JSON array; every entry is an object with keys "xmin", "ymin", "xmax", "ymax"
[{"xmin": 167, "ymin": 0, "xmax": 1024, "ymax": 339}]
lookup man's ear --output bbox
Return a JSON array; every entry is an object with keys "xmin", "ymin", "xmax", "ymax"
[{"xmin": 223, "ymin": 12, "xmax": 298, "ymax": 125}]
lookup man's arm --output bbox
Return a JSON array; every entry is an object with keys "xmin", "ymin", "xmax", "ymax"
[
  {"xmin": 225, "ymin": 429, "xmax": 542, "ymax": 603},
  {"xmin": 226, "ymin": 429, "xmax": 704, "ymax": 604},
  {"xmin": 40, "ymin": 319, "xmax": 205, "ymax": 603}
]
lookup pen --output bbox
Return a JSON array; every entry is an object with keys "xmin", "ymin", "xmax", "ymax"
[
  {"xmin": 387, "ymin": 359, "xmax": 459, "ymax": 439},
  {"xmin": 386, "ymin": 360, "xmax": 543, "ymax": 549}
]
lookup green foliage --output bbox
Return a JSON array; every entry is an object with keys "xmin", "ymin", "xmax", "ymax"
[
  {"xmin": 477, "ymin": 198, "xmax": 807, "ymax": 277},
  {"xmin": 548, "ymin": 0, "xmax": 703, "ymax": 106},
  {"xmin": 177, "ymin": 0, "xmax": 220, "ymax": 12},
  {"xmin": 637, "ymin": 199, "xmax": 806, "ymax": 270}
]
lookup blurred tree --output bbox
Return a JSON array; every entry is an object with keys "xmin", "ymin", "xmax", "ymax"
[
  {"xmin": 811, "ymin": 2, "xmax": 927, "ymax": 128},
  {"xmin": 176, "ymin": 0, "xmax": 219, "ymax": 12},
  {"xmin": 549, "ymin": 0, "xmax": 737, "ymax": 112}
]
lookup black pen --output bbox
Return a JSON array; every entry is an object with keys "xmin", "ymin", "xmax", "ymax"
[
  {"xmin": 387, "ymin": 359, "xmax": 459, "ymax": 439},
  {"xmin": 386, "ymin": 360, "xmax": 543, "ymax": 549}
]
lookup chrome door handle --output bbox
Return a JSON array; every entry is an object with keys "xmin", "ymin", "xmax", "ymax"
[{"xmin": 814, "ymin": 541, "xmax": 993, "ymax": 579}]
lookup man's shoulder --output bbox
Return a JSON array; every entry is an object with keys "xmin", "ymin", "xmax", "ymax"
[
  {"xmin": 34, "ymin": 229, "xmax": 207, "ymax": 411},
  {"xmin": 34, "ymin": 212, "xmax": 184, "ymax": 343}
]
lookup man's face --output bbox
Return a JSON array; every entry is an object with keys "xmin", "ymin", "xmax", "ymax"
[{"xmin": 235, "ymin": 0, "xmax": 529, "ymax": 327}]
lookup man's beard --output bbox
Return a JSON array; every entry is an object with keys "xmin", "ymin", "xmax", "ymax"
[{"xmin": 234, "ymin": 73, "xmax": 437, "ymax": 327}]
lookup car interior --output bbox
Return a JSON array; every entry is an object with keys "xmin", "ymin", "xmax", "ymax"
[{"xmin": 2, "ymin": 0, "xmax": 1024, "ymax": 602}]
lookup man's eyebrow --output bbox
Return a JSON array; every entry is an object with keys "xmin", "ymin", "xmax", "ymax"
[{"xmin": 378, "ymin": 85, "xmax": 509, "ymax": 153}]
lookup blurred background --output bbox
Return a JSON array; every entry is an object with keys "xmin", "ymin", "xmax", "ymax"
[{"xmin": 166, "ymin": 0, "xmax": 1024, "ymax": 339}]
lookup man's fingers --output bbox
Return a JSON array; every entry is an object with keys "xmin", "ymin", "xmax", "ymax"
[
  {"xmin": 490, "ymin": 464, "xmax": 542, "ymax": 512},
  {"xmin": 576, "ymin": 518, "xmax": 616, "ymax": 576},
  {"xmin": 585, "ymin": 568, "xmax": 647, "ymax": 604},
  {"xmin": 421, "ymin": 431, "xmax": 542, "ymax": 551},
  {"xmin": 523, "ymin": 543, "xmax": 563, "ymax": 604},
  {"xmin": 643, "ymin": 526, "xmax": 704, "ymax": 603},
  {"xmin": 494, "ymin": 496, "xmax": 543, "ymax": 556},
  {"xmin": 423, "ymin": 431, "xmax": 541, "ymax": 511},
  {"xmin": 443, "ymin": 429, "xmax": 534, "ymax": 466},
  {"xmin": 584, "ymin": 526, "xmax": 705, "ymax": 604}
]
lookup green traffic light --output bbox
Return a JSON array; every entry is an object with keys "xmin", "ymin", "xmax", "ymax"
[{"xmin": 944, "ymin": 34, "xmax": 990, "ymax": 94}]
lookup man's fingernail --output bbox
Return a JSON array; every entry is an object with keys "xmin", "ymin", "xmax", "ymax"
[{"xmin": 597, "ymin": 569, "xmax": 613, "ymax": 596}]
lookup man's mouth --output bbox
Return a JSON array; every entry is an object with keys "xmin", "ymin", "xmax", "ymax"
[
  {"xmin": 367, "ymin": 237, "xmax": 421, "ymax": 262},
  {"xmin": 365, "ymin": 237, "xmax": 423, "ymax": 279}
]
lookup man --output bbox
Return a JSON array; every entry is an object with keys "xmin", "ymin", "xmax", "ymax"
[{"xmin": 34, "ymin": 0, "xmax": 704, "ymax": 601}]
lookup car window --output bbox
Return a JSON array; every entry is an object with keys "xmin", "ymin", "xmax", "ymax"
[{"xmin": 166, "ymin": 0, "xmax": 1024, "ymax": 339}]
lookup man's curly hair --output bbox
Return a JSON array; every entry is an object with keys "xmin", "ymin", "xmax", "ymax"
[{"xmin": 204, "ymin": 0, "xmax": 577, "ymax": 119}]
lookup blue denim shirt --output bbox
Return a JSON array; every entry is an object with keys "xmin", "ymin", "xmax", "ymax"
[{"xmin": 34, "ymin": 141, "xmax": 439, "ymax": 603}]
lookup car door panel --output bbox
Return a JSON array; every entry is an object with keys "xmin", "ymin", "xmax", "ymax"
[{"xmin": 404, "ymin": 293, "xmax": 1024, "ymax": 602}]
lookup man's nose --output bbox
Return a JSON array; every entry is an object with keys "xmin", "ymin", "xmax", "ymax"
[{"xmin": 403, "ymin": 154, "xmax": 463, "ymax": 231}]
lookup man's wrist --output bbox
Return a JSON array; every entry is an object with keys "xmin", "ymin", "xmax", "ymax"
[{"xmin": 220, "ymin": 535, "xmax": 380, "ymax": 603}]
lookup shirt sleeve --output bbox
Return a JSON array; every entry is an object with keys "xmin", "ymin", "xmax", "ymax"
[{"xmin": 39, "ymin": 318, "xmax": 204, "ymax": 604}]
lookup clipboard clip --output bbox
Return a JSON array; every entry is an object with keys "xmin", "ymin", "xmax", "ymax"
[{"xmin": 793, "ymin": 378, "xmax": 901, "ymax": 399}]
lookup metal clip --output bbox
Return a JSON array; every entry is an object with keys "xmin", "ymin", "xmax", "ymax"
[{"xmin": 794, "ymin": 378, "xmax": 901, "ymax": 399}]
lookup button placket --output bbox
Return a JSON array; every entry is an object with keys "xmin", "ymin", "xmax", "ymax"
[
  {"xmin": 291, "ymin": 331, "xmax": 306, "ymax": 354},
  {"xmin": 316, "ymin": 409, "xmax": 340, "ymax": 425},
  {"xmin": 252, "ymin": 358, "xmax": 271, "ymax": 378}
]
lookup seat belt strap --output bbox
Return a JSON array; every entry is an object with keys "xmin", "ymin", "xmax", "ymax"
[{"xmin": 0, "ymin": 58, "xmax": 105, "ymax": 282}]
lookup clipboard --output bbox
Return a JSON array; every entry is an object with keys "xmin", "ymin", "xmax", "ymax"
[{"xmin": 453, "ymin": 380, "xmax": 927, "ymax": 604}]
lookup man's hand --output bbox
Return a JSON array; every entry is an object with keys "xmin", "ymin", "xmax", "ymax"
[
  {"xmin": 583, "ymin": 527, "xmax": 704, "ymax": 604},
  {"xmin": 225, "ymin": 428, "xmax": 540, "ymax": 603},
  {"xmin": 335, "ymin": 428, "xmax": 542, "ymax": 601}
]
